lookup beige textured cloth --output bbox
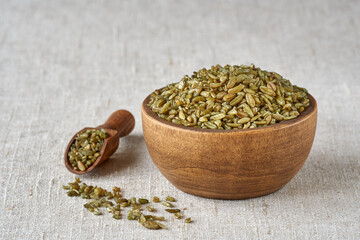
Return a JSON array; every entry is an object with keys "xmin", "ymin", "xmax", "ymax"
[{"xmin": 0, "ymin": 0, "xmax": 359, "ymax": 239}]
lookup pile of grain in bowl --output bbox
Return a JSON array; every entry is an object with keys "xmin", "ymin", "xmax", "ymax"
[{"xmin": 148, "ymin": 64, "xmax": 310, "ymax": 130}]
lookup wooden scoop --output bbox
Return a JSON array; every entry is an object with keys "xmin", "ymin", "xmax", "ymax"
[{"xmin": 64, "ymin": 110, "xmax": 135, "ymax": 175}]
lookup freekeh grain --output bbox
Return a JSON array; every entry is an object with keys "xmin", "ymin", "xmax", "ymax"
[
  {"xmin": 68, "ymin": 129, "xmax": 108, "ymax": 171},
  {"xmin": 148, "ymin": 64, "xmax": 309, "ymax": 130},
  {"xmin": 63, "ymin": 178, "xmax": 192, "ymax": 230}
]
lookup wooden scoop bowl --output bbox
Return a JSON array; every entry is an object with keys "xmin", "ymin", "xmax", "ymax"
[
  {"xmin": 64, "ymin": 110, "xmax": 135, "ymax": 175},
  {"xmin": 142, "ymin": 94, "xmax": 317, "ymax": 199}
]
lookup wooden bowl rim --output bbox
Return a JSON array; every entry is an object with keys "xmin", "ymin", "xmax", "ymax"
[{"xmin": 142, "ymin": 93, "xmax": 317, "ymax": 134}]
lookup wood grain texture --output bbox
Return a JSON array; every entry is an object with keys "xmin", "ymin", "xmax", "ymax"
[
  {"xmin": 1, "ymin": 0, "xmax": 359, "ymax": 239},
  {"xmin": 64, "ymin": 110, "xmax": 135, "ymax": 175},
  {"xmin": 142, "ymin": 95, "xmax": 317, "ymax": 199}
]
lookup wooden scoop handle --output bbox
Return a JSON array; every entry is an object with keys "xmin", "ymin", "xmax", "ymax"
[{"xmin": 97, "ymin": 110, "xmax": 135, "ymax": 138}]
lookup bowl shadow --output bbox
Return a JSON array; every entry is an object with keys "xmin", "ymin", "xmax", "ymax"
[{"xmin": 278, "ymin": 146, "xmax": 359, "ymax": 197}]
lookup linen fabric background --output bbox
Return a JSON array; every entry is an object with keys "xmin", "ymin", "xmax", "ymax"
[{"xmin": 0, "ymin": 0, "xmax": 359, "ymax": 239}]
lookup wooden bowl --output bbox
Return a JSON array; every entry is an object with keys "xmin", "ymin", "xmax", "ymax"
[{"xmin": 141, "ymin": 94, "xmax": 317, "ymax": 199}]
